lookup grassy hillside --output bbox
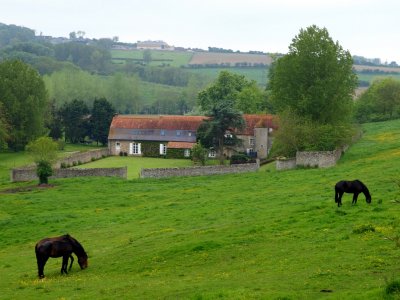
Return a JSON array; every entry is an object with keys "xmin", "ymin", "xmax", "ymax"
[{"xmin": 1, "ymin": 119, "xmax": 400, "ymax": 299}]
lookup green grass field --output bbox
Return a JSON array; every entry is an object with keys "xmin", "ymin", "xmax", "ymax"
[
  {"xmin": 188, "ymin": 67, "xmax": 269, "ymax": 87},
  {"xmin": 356, "ymin": 73, "xmax": 400, "ymax": 84},
  {"xmin": 75, "ymin": 156, "xmax": 193, "ymax": 179},
  {"xmin": 1, "ymin": 119, "xmax": 400, "ymax": 299}
]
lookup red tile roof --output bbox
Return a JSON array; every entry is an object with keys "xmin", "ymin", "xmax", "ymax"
[
  {"xmin": 110, "ymin": 115, "xmax": 207, "ymax": 131},
  {"xmin": 109, "ymin": 114, "xmax": 277, "ymax": 138},
  {"xmin": 240, "ymin": 114, "xmax": 277, "ymax": 135}
]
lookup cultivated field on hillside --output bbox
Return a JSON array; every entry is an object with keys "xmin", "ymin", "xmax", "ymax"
[
  {"xmin": 353, "ymin": 64, "xmax": 400, "ymax": 73},
  {"xmin": 189, "ymin": 52, "xmax": 272, "ymax": 66},
  {"xmin": 111, "ymin": 49, "xmax": 193, "ymax": 67},
  {"xmin": 1, "ymin": 120, "xmax": 400, "ymax": 299}
]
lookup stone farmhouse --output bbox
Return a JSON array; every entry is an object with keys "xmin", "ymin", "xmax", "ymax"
[
  {"xmin": 137, "ymin": 40, "xmax": 174, "ymax": 51},
  {"xmin": 108, "ymin": 114, "xmax": 276, "ymax": 159}
]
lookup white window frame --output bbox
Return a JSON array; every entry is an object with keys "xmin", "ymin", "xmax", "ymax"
[
  {"xmin": 224, "ymin": 133, "xmax": 233, "ymax": 138},
  {"xmin": 159, "ymin": 143, "xmax": 167, "ymax": 155},
  {"xmin": 184, "ymin": 149, "xmax": 190, "ymax": 157},
  {"xmin": 249, "ymin": 138, "xmax": 255, "ymax": 146},
  {"xmin": 129, "ymin": 142, "xmax": 141, "ymax": 155},
  {"xmin": 115, "ymin": 142, "xmax": 121, "ymax": 151},
  {"xmin": 208, "ymin": 149, "xmax": 216, "ymax": 158}
]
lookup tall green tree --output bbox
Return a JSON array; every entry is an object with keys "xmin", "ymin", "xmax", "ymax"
[
  {"xmin": 0, "ymin": 102, "xmax": 9, "ymax": 149},
  {"xmin": 236, "ymin": 82, "xmax": 268, "ymax": 113},
  {"xmin": 198, "ymin": 70, "xmax": 265, "ymax": 113},
  {"xmin": 355, "ymin": 78, "xmax": 400, "ymax": 122},
  {"xmin": 267, "ymin": 25, "xmax": 357, "ymax": 155},
  {"xmin": 268, "ymin": 25, "xmax": 357, "ymax": 125},
  {"xmin": 197, "ymin": 99, "xmax": 245, "ymax": 164},
  {"xmin": 90, "ymin": 98, "xmax": 115, "ymax": 145},
  {"xmin": 59, "ymin": 99, "xmax": 90, "ymax": 143},
  {"xmin": 47, "ymin": 100, "xmax": 63, "ymax": 140},
  {"xmin": 0, "ymin": 60, "xmax": 49, "ymax": 151}
]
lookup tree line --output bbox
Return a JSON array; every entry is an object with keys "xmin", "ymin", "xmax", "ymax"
[
  {"xmin": 2, "ymin": 23, "xmax": 400, "ymax": 158},
  {"xmin": 0, "ymin": 60, "xmax": 115, "ymax": 151}
]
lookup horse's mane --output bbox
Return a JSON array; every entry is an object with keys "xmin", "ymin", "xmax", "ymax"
[
  {"xmin": 355, "ymin": 180, "xmax": 371, "ymax": 197},
  {"xmin": 64, "ymin": 234, "xmax": 87, "ymax": 257}
]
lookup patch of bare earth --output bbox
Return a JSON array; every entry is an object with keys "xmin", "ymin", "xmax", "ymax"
[{"xmin": 0, "ymin": 184, "xmax": 55, "ymax": 194}]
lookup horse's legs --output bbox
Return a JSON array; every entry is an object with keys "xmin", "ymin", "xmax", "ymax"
[
  {"xmin": 338, "ymin": 191, "xmax": 344, "ymax": 207},
  {"xmin": 69, "ymin": 255, "xmax": 74, "ymax": 271},
  {"xmin": 352, "ymin": 193, "xmax": 359, "ymax": 205},
  {"xmin": 36, "ymin": 255, "xmax": 48, "ymax": 279},
  {"xmin": 61, "ymin": 256, "xmax": 69, "ymax": 274},
  {"xmin": 335, "ymin": 189, "xmax": 339, "ymax": 203}
]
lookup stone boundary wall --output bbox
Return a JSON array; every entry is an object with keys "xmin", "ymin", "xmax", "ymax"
[
  {"xmin": 55, "ymin": 148, "xmax": 109, "ymax": 168},
  {"xmin": 296, "ymin": 149, "xmax": 342, "ymax": 168},
  {"xmin": 276, "ymin": 148, "xmax": 345, "ymax": 170},
  {"xmin": 140, "ymin": 161, "xmax": 259, "ymax": 179},
  {"xmin": 276, "ymin": 158, "xmax": 297, "ymax": 171},
  {"xmin": 11, "ymin": 167, "xmax": 127, "ymax": 182}
]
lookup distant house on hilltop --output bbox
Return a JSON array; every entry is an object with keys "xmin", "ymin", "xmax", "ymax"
[
  {"xmin": 137, "ymin": 40, "xmax": 174, "ymax": 51},
  {"xmin": 108, "ymin": 114, "xmax": 276, "ymax": 159}
]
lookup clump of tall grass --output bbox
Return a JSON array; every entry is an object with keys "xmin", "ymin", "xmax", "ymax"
[{"xmin": 353, "ymin": 224, "xmax": 375, "ymax": 234}]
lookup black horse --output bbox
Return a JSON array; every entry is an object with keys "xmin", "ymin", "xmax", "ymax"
[
  {"xmin": 335, "ymin": 180, "xmax": 371, "ymax": 207},
  {"xmin": 35, "ymin": 234, "xmax": 88, "ymax": 278}
]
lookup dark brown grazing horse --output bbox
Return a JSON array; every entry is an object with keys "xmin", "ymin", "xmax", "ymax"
[
  {"xmin": 35, "ymin": 234, "xmax": 88, "ymax": 278},
  {"xmin": 335, "ymin": 180, "xmax": 372, "ymax": 207}
]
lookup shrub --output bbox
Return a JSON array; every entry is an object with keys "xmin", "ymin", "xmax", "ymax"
[
  {"xmin": 60, "ymin": 162, "xmax": 67, "ymax": 169},
  {"xmin": 385, "ymin": 280, "xmax": 400, "ymax": 295},
  {"xmin": 352, "ymin": 224, "xmax": 375, "ymax": 234},
  {"xmin": 271, "ymin": 110, "xmax": 354, "ymax": 157},
  {"xmin": 191, "ymin": 143, "xmax": 208, "ymax": 166},
  {"xmin": 36, "ymin": 160, "xmax": 53, "ymax": 185},
  {"xmin": 230, "ymin": 154, "xmax": 251, "ymax": 164},
  {"xmin": 57, "ymin": 139, "xmax": 65, "ymax": 150},
  {"xmin": 72, "ymin": 161, "xmax": 78, "ymax": 166}
]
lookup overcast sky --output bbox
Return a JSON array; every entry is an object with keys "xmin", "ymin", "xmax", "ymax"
[{"xmin": 1, "ymin": 0, "xmax": 399, "ymax": 63}]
